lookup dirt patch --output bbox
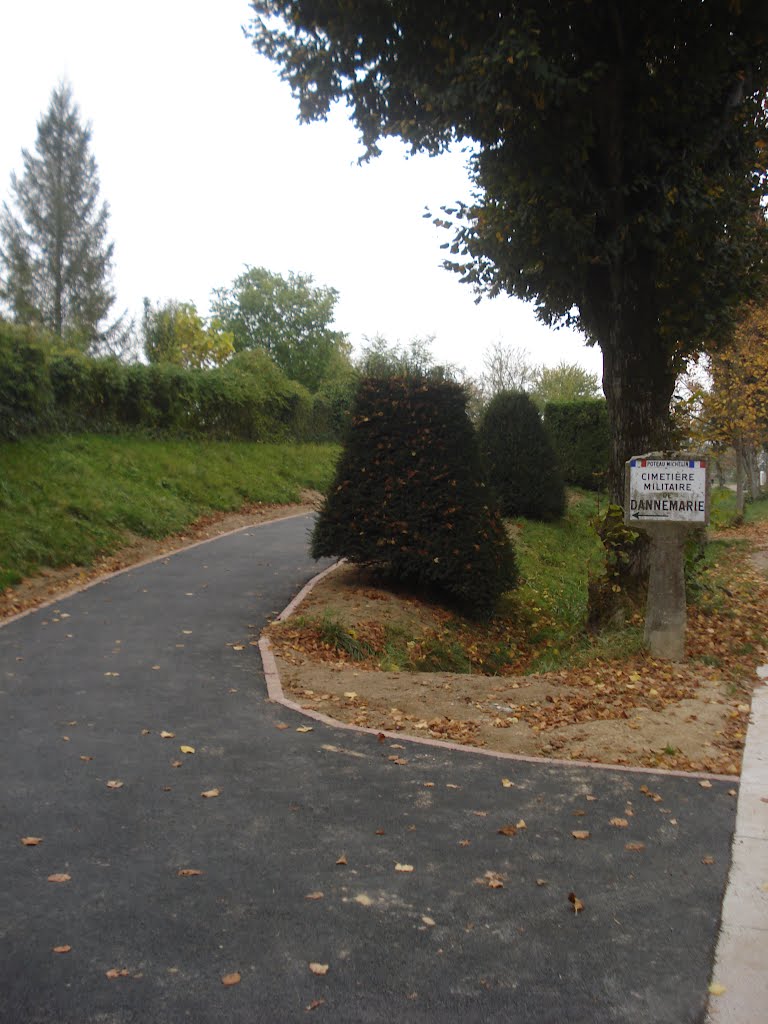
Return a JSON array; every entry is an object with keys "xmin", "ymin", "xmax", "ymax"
[
  {"xmin": 268, "ymin": 539, "xmax": 768, "ymax": 776},
  {"xmin": 0, "ymin": 499, "xmax": 317, "ymax": 622}
]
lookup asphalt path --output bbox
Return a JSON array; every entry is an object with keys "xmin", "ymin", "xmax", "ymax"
[{"xmin": 0, "ymin": 513, "xmax": 737, "ymax": 1023}]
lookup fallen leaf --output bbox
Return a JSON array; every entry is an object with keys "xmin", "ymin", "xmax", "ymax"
[
  {"xmin": 625, "ymin": 842, "xmax": 646, "ymax": 852},
  {"xmin": 306, "ymin": 998, "xmax": 326, "ymax": 1011},
  {"xmin": 160, "ymin": 731, "xmax": 175, "ymax": 739},
  {"xmin": 141, "ymin": 728, "xmax": 151, "ymax": 735},
  {"xmin": 21, "ymin": 836, "xmax": 42, "ymax": 846},
  {"xmin": 472, "ymin": 810, "xmax": 487, "ymax": 817},
  {"xmin": 586, "ymin": 795, "xmax": 598, "ymax": 802},
  {"xmin": 171, "ymin": 760, "xmax": 183, "ymax": 768},
  {"xmin": 568, "ymin": 892, "xmax": 584, "ymax": 914},
  {"xmin": 395, "ymin": 863, "xmax": 414, "ymax": 872},
  {"xmin": 162, "ymin": 786, "xmax": 172, "ymax": 792},
  {"xmin": 106, "ymin": 780, "xmax": 124, "ymax": 789},
  {"xmin": 354, "ymin": 893, "xmax": 373, "ymax": 906},
  {"xmin": 221, "ymin": 972, "xmax": 241, "ymax": 986},
  {"xmin": 274, "ymin": 723, "xmax": 289, "ymax": 731},
  {"xmin": 446, "ymin": 783, "xmax": 460, "ymax": 790},
  {"xmin": 305, "ymin": 892, "xmax": 324, "ymax": 901},
  {"xmin": 571, "ymin": 831, "xmax": 590, "ymax": 840},
  {"xmin": 179, "ymin": 745, "xmax": 195, "ymax": 754},
  {"xmin": 296, "ymin": 726, "xmax": 314, "ymax": 734},
  {"xmin": 343, "ymin": 692, "xmax": 358, "ymax": 699},
  {"xmin": 536, "ymin": 878, "xmax": 548, "ymax": 886},
  {"xmin": 232, "ymin": 645, "xmax": 245, "ymax": 651},
  {"xmin": 516, "ymin": 819, "xmax": 527, "ymax": 830},
  {"xmin": 421, "ymin": 915, "xmax": 436, "ymax": 927},
  {"xmin": 182, "ymin": 630, "xmax": 193, "ymax": 635},
  {"xmin": 79, "ymin": 755, "xmax": 93, "ymax": 762},
  {"xmin": 336, "ymin": 854, "xmax": 347, "ymax": 866},
  {"xmin": 699, "ymin": 780, "xmax": 713, "ymax": 789},
  {"xmin": 47, "ymin": 873, "xmax": 71, "ymax": 883},
  {"xmin": 374, "ymin": 828, "xmax": 385, "ymax": 835},
  {"xmin": 201, "ymin": 788, "xmax": 220, "ymax": 799},
  {"xmin": 423, "ymin": 782, "xmax": 435, "ymax": 788},
  {"xmin": 610, "ymin": 818, "xmax": 629, "ymax": 828},
  {"xmin": 52, "ymin": 945, "xmax": 71, "ymax": 954},
  {"xmin": 501, "ymin": 778, "xmax": 514, "ymax": 788},
  {"xmin": 309, "ymin": 963, "xmax": 329, "ymax": 976},
  {"xmin": 106, "ymin": 968, "xmax": 131, "ymax": 979},
  {"xmin": 177, "ymin": 868, "xmax": 204, "ymax": 877},
  {"xmin": 702, "ymin": 855, "xmax": 715, "ymax": 865},
  {"xmin": 497, "ymin": 825, "xmax": 517, "ymax": 837},
  {"xmin": 388, "ymin": 756, "xmax": 408, "ymax": 765},
  {"xmin": 709, "ymin": 982, "xmax": 727, "ymax": 996},
  {"xmin": 484, "ymin": 871, "xmax": 504, "ymax": 889}
]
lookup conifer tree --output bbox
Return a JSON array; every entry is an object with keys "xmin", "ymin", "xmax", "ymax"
[{"xmin": 0, "ymin": 83, "xmax": 119, "ymax": 350}]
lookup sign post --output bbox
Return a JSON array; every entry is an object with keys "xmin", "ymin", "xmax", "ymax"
[{"xmin": 625, "ymin": 453, "xmax": 709, "ymax": 660}]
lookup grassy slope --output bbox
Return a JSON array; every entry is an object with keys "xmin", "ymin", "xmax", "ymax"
[{"xmin": 0, "ymin": 436, "xmax": 339, "ymax": 589}]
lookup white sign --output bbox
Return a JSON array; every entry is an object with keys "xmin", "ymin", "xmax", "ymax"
[{"xmin": 626, "ymin": 457, "xmax": 708, "ymax": 525}]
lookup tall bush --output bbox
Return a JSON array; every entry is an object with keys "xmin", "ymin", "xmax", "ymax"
[
  {"xmin": 544, "ymin": 399, "xmax": 610, "ymax": 490},
  {"xmin": 311, "ymin": 377, "xmax": 518, "ymax": 617},
  {"xmin": 0, "ymin": 322, "xmax": 55, "ymax": 438},
  {"xmin": 478, "ymin": 391, "xmax": 566, "ymax": 521}
]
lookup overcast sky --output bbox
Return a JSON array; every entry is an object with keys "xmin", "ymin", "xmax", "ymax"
[{"xmin": 0, "ymin": 0, "xmax": 602, "ymax": 381}]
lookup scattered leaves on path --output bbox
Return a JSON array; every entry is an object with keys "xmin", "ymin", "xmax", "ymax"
[
  {"xmin": 395, "ymin": 863, "xmax": 414, "ymax": 872},
  {"xmin": 221, "ymin": 972, "xmax": 241, "ymax": 986},
  {"xmin": 179, "ymin": 745, "xmax": 195, "ymax": 754},
  {"xmin": 699, "ymin": 780, "xmax": 713, "ymax": 789},
  {"xmin": 201, "ymin": 788, "xmax": 220, "ymax": 799},
  {"xmin": 105, "ymin": 968, "xmax": 131, "ymax": 979},
  {"xmin": 106, "ymin": 780, "xmax": 124, "ymax": 790},
  {"xmin": 421, "ymin": 916, "xmax": 436, "ymax": 927},
  {"xmin": 21, "ymin": 836, "xmax": 42, "ymax": 846},
  {"xmin": 309, "ymin": 963, "xmax": 329, "ymax": 976},
  {"xmin": 335, "ymin": 854, "xmax": 347, "ymax": 866},
  {"xmin": 177, "ymin": 868, "xmax": 204, "ymax": 877},
  {"xmin": 571, "ymin": 830, "xmax": 590, "ymax": 840},
  {"xmin": 497, "ymin": 825, "xmax": 518, "ymax": 837},
  {"xmin": 160, "ymin": 731, "xmax": 175, "ymax": 739},
  {"xmin": 610, "ymin": 818, "xmax": 629, "ymax": 828},
  {"xmin": 52, "ymin": 945, "xmax": 71, "ymax": 954},
  {"xmin": 296, "ymin": 726, "xmax": 314, "ymax": 734},
  {"xmin": 48, "ymin": 873, "xmax": 71, "ymax": 883},
  {"xmin": 305, "ymin": 892, "xmax": 324, "ymax": 901},
  {"xmin": 625, "ymin": 842, "xmax": 646, "ymax": 852},
  {"xmin": 568, "ymin": 892, "xmax": 585, "ymax": 914}
]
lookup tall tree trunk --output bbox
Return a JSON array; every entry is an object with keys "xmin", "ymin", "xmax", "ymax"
[
  {"xmin": 601, "ymin": 338, "xmax": 676, "ymax": 504},
  {"xmin": 746, "ymin": 444, "xmax": 760, "ymax": 499},
  {"xmin": 735, "ymin": 436, "xmax": 746, "ymax": 517}
]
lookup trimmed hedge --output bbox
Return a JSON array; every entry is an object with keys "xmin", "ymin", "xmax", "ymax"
[
  {"xmin": 478, "ymin": 391, "xmax": 566, "ymax": 521},
  {"xmin": 544, "ymin": 399, "xmax": 610, "ymax": 490},
  {"xmin": 311, "ymin": 376, "xmax": 518, "ymax": 617},
  {"xmin": 0, "ymin": 323, "xmax": 341, "ymax": 442}
]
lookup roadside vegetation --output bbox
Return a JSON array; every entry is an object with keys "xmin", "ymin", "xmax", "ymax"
[{"xmin": 0, "ymin": 436, "xmax": 338, "ymax": 591}]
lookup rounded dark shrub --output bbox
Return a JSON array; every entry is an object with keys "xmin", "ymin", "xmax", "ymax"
[{"xmin": 479, "ymin": 390, "xmax": 566, "ymax": 520}]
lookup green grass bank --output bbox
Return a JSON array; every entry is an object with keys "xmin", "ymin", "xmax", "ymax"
[{"xmin": 0, "ymin": 435, "xmax": 340, "ymax": 590}]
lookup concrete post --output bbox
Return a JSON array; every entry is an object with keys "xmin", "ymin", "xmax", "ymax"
[{"xmin": 643, "ymin": 524, "xmax": 687, "ymax": 660}]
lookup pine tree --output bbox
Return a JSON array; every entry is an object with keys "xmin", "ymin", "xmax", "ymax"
[{"xmin": 0, "ymin": 83, "xmax": 118, "ymax": 349}]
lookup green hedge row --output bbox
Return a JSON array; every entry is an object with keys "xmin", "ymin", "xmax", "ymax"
[
  {"xmin": 0, "ymin": 323, "xmax": 341, "ymax": 442},
  {"xmin": 544, "ymin": 399, "xmax": 610, "ymax": 490}
]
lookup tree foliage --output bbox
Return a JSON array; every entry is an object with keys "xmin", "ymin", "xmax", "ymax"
[
  {"xmin": 532, "ymin": 362, "xmax": 601, "ymax": 406},
  {"xmin": 142, "ymin": 299, "xmax": 234, "ymax": 370},
  {"xmin": 210, "ymin": 265, "xmax": 351, "ymax": 391},
  {"xmin": 312, "ymin": 376, "xmax": 518, "ymax": 616},
  {"xmin": 247, "ymin": 2, "xmax": 768, "ymax": 500},
  {"xmin": 356, "ymin": 333, "xmax": 460, "ymax": 382},
  {"xmin": 478, "ymin": 341, "xmax": 537, "ymax": 399},
  {"xmin": 478, "ymin": 390, "xmax": 565, "ymax": 520},
  {"xmin": 544, "ymin": 399, "xmax": 609, "ymax": 491},
  {"xmin": 0, "ymin": 83, "xmax": 121, "ymax": 351}
]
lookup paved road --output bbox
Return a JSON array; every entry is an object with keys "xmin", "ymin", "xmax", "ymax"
[{"xmin": 0, "ymin": 514, "xmax": 737, "ymax": 1023}]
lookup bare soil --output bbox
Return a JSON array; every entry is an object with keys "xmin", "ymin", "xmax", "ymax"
[{"xmin": 269, "ymin": 527, "xmax": 768, "ymax": 776}]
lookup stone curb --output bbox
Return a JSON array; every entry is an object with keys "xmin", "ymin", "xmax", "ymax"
[{"xmin": 706, "ymin": 669, "xmax": 768, "ymax": 1023}]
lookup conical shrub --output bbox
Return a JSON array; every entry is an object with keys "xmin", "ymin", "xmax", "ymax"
[
  {"xmin": 311, "ymin": 376, "xmax": 518, "ymax": 617},
  {"xmin": 478, "ymin": 390, "xmax": 566, "ymax": 520}
]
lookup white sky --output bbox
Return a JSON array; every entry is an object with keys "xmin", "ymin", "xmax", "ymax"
[{"xmin": 0, "ymin": 0, "xmax": 602, "ymax": 382}]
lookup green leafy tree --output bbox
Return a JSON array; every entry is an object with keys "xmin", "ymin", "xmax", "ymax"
[
  {"xmin": 211, "ymin": 266, "xmax": 351, "ymax": 391},
  {"xmin": 312, "ymin": 376, "xmax": 517, "ymax": 616},
  {"xmin": 479, "ymin": 341, "xmax": 537, "ymax": 400},
  {"xmin": 478, "ymin": 390, "xmax": 566, "ymax": 520},
  {"xmin": 356, "ymin": 333, "xmax": 460, "ymax": 381},
  {"xmin": 247, "ymin": 2, "xmax": 768, "ymax": 501},
  {"xmin": 532, "ymin": 362, "xmax": 601, "ymax": 407},
  {"xmin": 0, "ymin": 83, "xmax": 122, "ymax": 351},
  {"xmin": 142, "ymin": 299, "xmax": 234, "ymax": 370}
]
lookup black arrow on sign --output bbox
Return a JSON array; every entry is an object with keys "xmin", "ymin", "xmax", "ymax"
[{"xmin": 632, "ymin": 512, "xmax": 669, "ymax": 519}]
